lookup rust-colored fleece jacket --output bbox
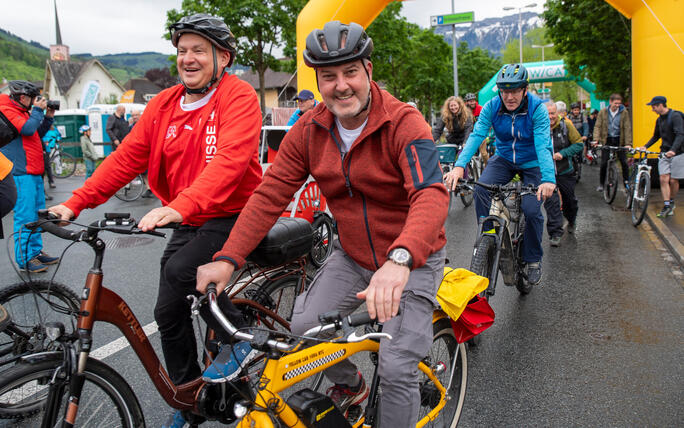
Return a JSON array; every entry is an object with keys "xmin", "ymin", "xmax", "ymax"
[{"xmin": 214, "ymin": 81, "xmax": 448, "ymax": 271}]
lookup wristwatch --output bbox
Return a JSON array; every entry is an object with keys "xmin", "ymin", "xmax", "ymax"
[{"xmin": 388, "ymin": 248, "xmax": 413, "ymax": 269}]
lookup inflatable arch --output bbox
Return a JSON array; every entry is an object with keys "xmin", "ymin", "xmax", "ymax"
[
  {"xmin": 296, "ymin": 0, "xmax": 682, "ymax": 145},
  {"xmin": 477, "ymin": 60, "xmax": 606, "ymax": 108}
]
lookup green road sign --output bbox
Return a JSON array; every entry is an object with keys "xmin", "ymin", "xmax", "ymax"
[
  {"xmin": 538, "ymin": 88, "xmax": 551, "ymax": 93},
  {"xmin": 430, "ymin": 12, "xmax": 475, "ymax": 26}
]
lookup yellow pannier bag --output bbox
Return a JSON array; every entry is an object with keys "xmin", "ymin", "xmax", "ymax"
[{"xmin": 436, "ymin": 267, "xmax": 489, "ymax": 321}]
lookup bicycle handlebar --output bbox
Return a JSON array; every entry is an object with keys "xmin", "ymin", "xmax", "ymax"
[{"xmin": 457, "ymin": 178, "xmax": 539, "ymax": 194}]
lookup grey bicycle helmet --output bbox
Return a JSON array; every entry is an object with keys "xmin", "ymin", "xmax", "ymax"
[
  {"xmin": 464, "ymin": 93, "xmax": 477, "ymax": 101},
  {"xmin": 496, "ymin": 64, "xmax": 529, "ymax": 90},
  {"xmin": 303, "ymin": 21, "xmax": 373, "ymax": 67},
  {"xmin": 570, "ymin": 102, "xmax": 581, "ymax": 110},
  {"xmin": 8, "ymin": 80, "xmax": 40, "ymax": 98}
]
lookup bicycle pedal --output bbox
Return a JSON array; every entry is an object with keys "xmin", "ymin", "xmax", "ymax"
[{"xmin": 346, "ymin": 404, "xmax": 363, "ymax": 424}]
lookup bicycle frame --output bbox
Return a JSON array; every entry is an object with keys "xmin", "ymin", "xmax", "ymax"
[{"xmin": 237, "ymin": 331, "xmax": 447, "ymax": 428}]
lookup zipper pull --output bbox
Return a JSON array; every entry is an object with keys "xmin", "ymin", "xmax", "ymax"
[{"xmin": 346, "ymin": 177, "xmax": 353, "ymax": 197}]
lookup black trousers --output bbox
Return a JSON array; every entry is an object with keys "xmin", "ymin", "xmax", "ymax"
[
  {"xmin": 599, "ymin": 137, "xmax": 629, "ymax": 184},
  {"xmin": 0, "ymin": 174, "xmax": 17, "ymax": 239},
  {"xmin": 544, "ymin": 173, "xmax": 578, "ymax": 237},
  {"xmin": 154, "ymin": 216, "xmax": 247, "ymax": 385},
  {"xmin": 43, "ymin": 151, "xmax": 54, "ymax": 185}
]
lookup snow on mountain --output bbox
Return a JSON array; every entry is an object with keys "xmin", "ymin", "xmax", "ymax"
[{"xmin": 434, "ymin": 12, "xmax": 543, "ymax": 57}]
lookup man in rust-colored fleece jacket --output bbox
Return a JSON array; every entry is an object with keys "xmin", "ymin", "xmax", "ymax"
[{"xmin": 197, "ymin": 21, "xmax": 448, "ymax": 427}]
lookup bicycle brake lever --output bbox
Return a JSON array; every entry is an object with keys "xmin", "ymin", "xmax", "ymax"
[
  {"xmin": 187, "ymin": 295, "xmax": 205, "ymax": 316},
  {"xmin": 346, "ymin": 331, "xmax": 392, "ymax": 343}
]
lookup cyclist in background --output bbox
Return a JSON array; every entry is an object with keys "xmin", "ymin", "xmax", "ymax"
[
  {"xmin": 568, "ymin": 102, "xmax": 589, "ymax": 141},
  {"xmin": 47, "ymin": 14, "xmax": 264, "ymax": 428},
  {"xmin": 286, "ymin": 89, "xmax": 318, "ymax": 126},
  {"xmin": 592, "ymin": 93, "xmax": 632, "ymax": 192},
  {"xmin": 642, "ymin": 95, "xmax": 684, "ymax": 217},
  {"xmin": 197, "ymin": 20, "xmax": 448, "ymax": 428},
  {"xmin": 464, "ymin": 92, "xmax": 482, "ymax": 120},
  {"xmin": 0, "ymin": 80, "xmax": 60, "ymax": 273},
  {"xmin": 78, "ymin": 125, "xmax": 98, "ymax": 179},
  {"xmin": 444, "ymin": 63, "xmax": 555, "ymax": 285},
  {"xmin": 432, "ymin": 96, "xmax": 473, "ymax": 145},
  {"xmin": 41, "ymin": 123, "xmax": 61, "ymax": 190},
  {"xmin": 543, "ymin": 101, "xmax": 583, "ymax": 246}
]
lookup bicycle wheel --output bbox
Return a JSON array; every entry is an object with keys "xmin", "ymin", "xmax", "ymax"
[
  {"xmin": 624, "ymin": 178, "xmax": 634, "ymax": 210},
  {"xmin": 631, "ymin": 172, "xmax": 650, "ymax": 226},
  {"xmin": 0, "ymin": 354, "xmax": 144, "ymax": 426},
  {"xmin": 0, "ymin": 281, "xmax": 79, "ymax": 367},
  {"xmin": 514, "ymin": 215, "xmax": 533, "ymax": 295},
  {"xmin": 52, "ymin": 151, "xmax": 76, "ymax": 179},
  {"xmin": 309, "ymin": 214, "xmax": 334, "ymax": 268},
  {"xmin": 459, "ymin": 164, "xmax": 474, "ymax": 207},
  {"xmin": 114, "ymin": 175, "xmax": 145, "ymax": 201},
  {"xmin": 603, "ymin": 162, "xmax": 618, "ymax": 204},
  {"xmin": 418, "ymin": 318, "xmax": 466, "ymax": 428},
  {"xmin": 469, "ymin": 235, "xmax": 497, "ymax": 298},
  {"xmin": 258, "ymin": 274, "xmax": 311, "ymax": 324}
]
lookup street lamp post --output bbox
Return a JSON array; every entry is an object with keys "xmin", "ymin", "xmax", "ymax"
[
  {"xmin": 531, "ymin": 43, "xmax": 554, "ymax": 99},
  {"xmin": 503, "ymin": 3, "xmax": 537, "ymax": 64}
]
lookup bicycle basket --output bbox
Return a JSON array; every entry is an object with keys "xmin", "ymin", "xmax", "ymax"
[
  {"xmin": 436, "ymin": 144, "xmax": 459, "ymax": 164},
  {"xmin": 436, "ymin": 268, "xmax": 488, "ymax": 321}
]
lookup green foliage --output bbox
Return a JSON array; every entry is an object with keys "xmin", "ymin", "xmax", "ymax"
[
  {"xmin": 456, "ymin": 42, "xmax": 502, "ymax": 96},
  {"xmin": 543, "ymin": 0, "xmax": 631, "ymax": 98},
  {"xmin": 167, "ymin": 0, "xmax": 306, "ymax": 112}
]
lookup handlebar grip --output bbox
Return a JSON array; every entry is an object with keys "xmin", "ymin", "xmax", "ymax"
[
  {"xmin": 346, "ymin": 312, "xmax": 373, "ymax": 327},
  {"xmin": 38, "ymin": 219, "xmax": 80, "ymax": 241},
  {"xmin": 206, "ymin": 282, "xmax": 217, "ymax": 296}
]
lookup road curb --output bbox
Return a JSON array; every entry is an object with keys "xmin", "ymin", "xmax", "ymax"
[{"xmin": 645, "ymin": 210, "xmax": 684, "ymax": 267}]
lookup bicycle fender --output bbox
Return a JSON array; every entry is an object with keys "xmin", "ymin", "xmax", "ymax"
[{"xmin": 18, "ymin": 350, "xmax": 63, "ymax": 365}]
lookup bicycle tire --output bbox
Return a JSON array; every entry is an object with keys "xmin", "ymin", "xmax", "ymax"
[
  {"xmin": 0, "ymin": 354, "xmax": 144, "ymax": 426},
  {"xmin": 259, "ymin": 274, "xmax": 311, "ymax": 324},
  {"xmin": 51, "ymin": 151, "xmax": 76, "ymax": 179},
  {"xmin": 631, "ymin": 172, "xmax": 650, "ymax": 227},
  {"xmin": 624, "ymin": 177, "xmax": 634, "ymax": 210},
  {"xmin": 115, "ymin": 174, "xmax": 145, "ymax": 201},
  {"xmin": 309, "ymin": 215, "xmax": 334, "ymax": 268},
  {"xmin": 0, "ymin": 281, "xmax": 79, "ymax": 368},
  {"xmin": 514, "ymin": 214, "xmax": 533, "ymax": 295},
  {"xmin": 418, "ymin": 318, "xmax": 466, "ymax": 428},
  {"xmin": 603, "ymin": 162, "xmax": 618, "ymax": 204},
  {"xmin": 459, "ymin": 164, "xmax": 474, "ymax": 207},
  {"xmin": 469, "ymin": 235, "xmax": 497, "ymax": 299}
]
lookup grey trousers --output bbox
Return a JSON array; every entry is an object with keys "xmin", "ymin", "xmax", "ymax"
[{"xmin": 290, "ymin": 241, "xmax": 446, "ymax": 428}]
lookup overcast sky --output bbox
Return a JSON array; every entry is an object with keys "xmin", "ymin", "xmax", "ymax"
[{"xmin": 0, "ymin": 0, "xmax": 546, "ymax": 56}]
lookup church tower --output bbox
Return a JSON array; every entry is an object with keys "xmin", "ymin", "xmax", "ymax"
[{"xmin": 49, "ymin": 0, "xmax": 69, "ymax": 61}]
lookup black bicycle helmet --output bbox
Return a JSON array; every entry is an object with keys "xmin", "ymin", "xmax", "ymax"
[
  {"xmin": 570, "ymin": 102, "xmax": 581, "ymax": 110},
  {"xmin": 8, "ymin": 80, "xmax": 40, "ymax": 98},
  {"xmin": 170, "ymin": 14, "xmax": 237, "ymax": 64},
  {"xmin": 464, "ymin": 93, "xmax": 477, "ymax": 101},
  {"xmin": 303, "ymin": 21, "xmax": 373, "ymax": 67},
  {"xmin": 496, "ymin": 64, "xmax": 529, "ymax": 90},
  {"xmin": 169, "ymin": 14, "xmax": 237, "ymax": 94}
]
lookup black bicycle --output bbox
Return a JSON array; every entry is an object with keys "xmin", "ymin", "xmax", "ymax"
[
  {"xmin": 48, "ymin": 143, "xmax": 77, "ymax": 179},
  {"xmin": 437, "ymin": 144, "xmax": 475, "ymax": 210},
  {"xmin": 459, "ymin": 179, "xmax": 539, "ymax": 297},
  {"xmin": 597, "ymin": 145, "xmax": 630, "ymax": 204}
]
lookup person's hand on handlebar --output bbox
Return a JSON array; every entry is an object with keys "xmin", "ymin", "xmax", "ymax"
[
  {"xmin": 443, "ymin": 166, "xmax": 465, "ymax": 192},
  {"xmin": 537, "ymin": 182, "xmax": 556, "ymax": 201},
  {"xmin": 48, "ymin": 204, "xmax": 75, "ymax": 224},
  {"xmin": 196, "ymin": 260, "xmax": 235, "ymax": 295},
  {"xmin": 590, "ymin": 141, "xmax": 598, "ymax": 147},
  {"xmin": 356, "ymin": 260, "xmax": 409, "ymax": 323},
  {"xmin": 138, "ymin": 207, "xmax": 182, "ymax": 232},
  {"xmin": 665, "ymin": 150, "xmax": 676, "ymax": 158}
]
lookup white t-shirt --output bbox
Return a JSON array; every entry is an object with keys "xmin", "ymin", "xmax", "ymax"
[
  {"xmin": 180, "ymin": 88, "xmax": 217, "ymax": 111},
  {"xmin": 335, "ymin": 117, "xmax": 368, "ymax": 153}
]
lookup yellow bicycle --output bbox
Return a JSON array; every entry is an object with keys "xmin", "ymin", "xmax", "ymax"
[{"xmin": 203, "ymin": 268, "xmax": 493, "ymax": 428}]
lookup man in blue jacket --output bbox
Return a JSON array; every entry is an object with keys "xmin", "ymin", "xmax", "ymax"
[
  {"xmin": 286, "ymin": 89, "xmax": 317, "ymax": 126},
  {"xmin": 444, "ymin": 64, "xmax": 555, "ymax": 285}
]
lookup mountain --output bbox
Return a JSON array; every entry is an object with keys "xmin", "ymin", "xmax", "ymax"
[
  {"xmin": 0, "ymin": 28, "xmax": 172, "ymax": 84},
  {"xmin": 433, "ymin": 12, "xmax": 543, "ymax": 57}
]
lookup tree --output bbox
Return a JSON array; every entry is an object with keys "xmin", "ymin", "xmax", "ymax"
[
  {"xmin": 457, "ymin": 42, "xmax": 502, "ymax": 96},
  {"xmin": 543, "ymin": 0, "xmax": 631, "ymax": 99},
  {"xmin": 166, "ymin": 0, "xmax": 306, "ymax": 113},
  {"xmin": 145, "ymin": 67, "xmax": 177, "ymax": 89}
]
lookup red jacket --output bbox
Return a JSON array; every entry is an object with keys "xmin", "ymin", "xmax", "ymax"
[
  {"xmin": 215, "ymin": 81, "xmax": 448, "ymax": 271},
  {"xmin": 65, "ymin": 75, "xmax": 262, "ymax": 225},
  {"xmin": 0, "ymin": 94, "xmax": 47, "ymax": 175}
]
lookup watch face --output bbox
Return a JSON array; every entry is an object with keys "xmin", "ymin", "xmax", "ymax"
[{"xmin": 391, "ymin": 249, "xmax": 410, "ymax": 264}]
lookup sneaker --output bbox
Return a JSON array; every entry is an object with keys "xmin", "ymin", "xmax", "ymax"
[
  {"xmin": 596, "ymin": 185, "xmax": 604, "ymax": 192},
  {"xmin": 549, "ymin": 236, "xmax": 562, "ymax": 247},
  {"xmin": 669, "ymin": 203, "xmax": 676, "ymax": 216},
  {"xmin": 36, "ymin": 251, "xmax": 59, "ymax": 265},
  {"xmin": 161, "ymin": 410, "xmax": 192, "ymax": 428},
  {"xmin": 327, "ymin": 373, "xmax": 369, "ymax": 416},
  {"xmin": 49, "ymin": 183, "xmax": 56, "ymax": 189},
  {"xmin": 567, "ymin": 222, "xmax": 576, "ymax": 234},
  {"xmin": 19, "ymin": 259, "xmax": 48, "ymax": 273},
  {"xmin": 657, "ymin": 205, "xmax": 674, "ymax": 218},
  {"xmin": 202, "ymin": 341, "xmax": 258, "ymax": 383},
  {"xmin": 526, "ymin": 262, "xmax": 542, "ymax": 286}
]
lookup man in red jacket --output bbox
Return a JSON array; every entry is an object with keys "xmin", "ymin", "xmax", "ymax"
[
  {"xmin": 197, "ymin": 21, "xmax": 448, "ymax": 427},
  {"xmin": 49, "ymin": 14, "xmax": 263, "ymax": 427}
]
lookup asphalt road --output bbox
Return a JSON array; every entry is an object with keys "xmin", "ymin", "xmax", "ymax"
[{"xmin": 0, "ymin": 164, "xmax": 681, "ymax": 427}]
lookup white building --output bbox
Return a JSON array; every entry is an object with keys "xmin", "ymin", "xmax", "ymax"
[{"xmin": 43, "ymin": 59, "xmax": 125, "ymax": 110}]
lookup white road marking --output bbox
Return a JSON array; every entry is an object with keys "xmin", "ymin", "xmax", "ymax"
[{"xmin": 90, "ymin": 321, "xmax": 159, "ymax": 360}]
